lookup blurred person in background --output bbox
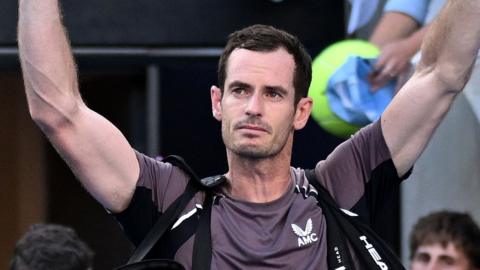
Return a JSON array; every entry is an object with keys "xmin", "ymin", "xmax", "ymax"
[
  {"xmin": 10, "ymin": 223, "xmax": 94, "ymax": 270},
  {"xmin": 409, "ymin": 211, "xmax": 480, "ymax": 270}
]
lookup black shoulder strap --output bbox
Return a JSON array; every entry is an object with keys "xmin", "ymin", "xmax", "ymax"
[
  {"xmin": 127, "ymin": 155, "xmax": 223, "ymax": 266},
  {"xmin": 192, "ymin": 193, "xmax": 214, "ymax": 270},
  {"xmin": 127, "ymin": 155, "xmax": 200, "ymax": 263},
  {"xmin": 305, "ymin": 170, "xmax": 357, "ymax": 269},
  {"xmin": 127, "ymin": 182, "xmax": 197, "ymax": 263},
  {"xmin": 305, "ymin": 169, "xmax": 405, "ymax": 270}
]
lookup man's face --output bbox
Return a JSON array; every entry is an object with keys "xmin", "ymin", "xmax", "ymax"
[
  {"xmin": 210, "ymin": 47, "xmax": 311, "ymax": 159},
  {"xmin": 411, "ymin": 242, "xmax": 475, "ymax": 270}
]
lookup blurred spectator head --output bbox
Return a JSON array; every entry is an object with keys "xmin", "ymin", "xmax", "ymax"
[
  {"xmin": 10, "ymin": 223, "xmax": 94, "ymax": 270},
  {"xmin": 409, "ymin": 211, "xmax": 480, "ymax": 270}
]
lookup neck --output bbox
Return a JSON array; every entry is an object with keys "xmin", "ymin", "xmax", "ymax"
[{"xmin": 224, "ymin": 143, "xmax": 293, "ymax": 203}]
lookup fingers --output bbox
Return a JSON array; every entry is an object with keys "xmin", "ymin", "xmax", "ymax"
[
  {"xmin": 369, "ymin": 69, "xmax": 395, "ymax": 91},
  {"xmin": 369, "ymin": 60, "xmax": 396, "ymax": 91},
  {"xmin": 368, "ymin": 40, "xmax": 416, "ymax": 91},
  {"xmin": 375, "ymin": 53, "xmax": 397, "ymax": 78}
]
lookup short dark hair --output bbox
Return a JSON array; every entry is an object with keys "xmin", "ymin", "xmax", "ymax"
[
  {"xmin": 217, "ymin": 24, "xmax": 312, "ymax": 105},
  {"xmin": 409, "ymin": 211, "xmax": 480, "ymax": 267},
  {"xmin": 10, "ymin": 224, "xmax": 94, "ymax": 270}
]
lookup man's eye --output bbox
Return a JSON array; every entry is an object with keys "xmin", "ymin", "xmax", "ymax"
[
  {"xmin": 266, "ymin": 90, "xmax": 282, "ymax": 99},
  {"xmin": 232, "ymin": 88, "xmax": 246, "ymax": 95}
]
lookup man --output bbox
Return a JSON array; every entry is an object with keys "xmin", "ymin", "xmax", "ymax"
[
  {"xmin": 10, "ymin": 224, "xmax": 94, "ymax": 270},
  {"xmin": 409, "ymin": 211, "xmax": 480, "ymax": 270},
  {"xmin": 17, "ymin": 0, "xmax": 480, "ymax": 269}
]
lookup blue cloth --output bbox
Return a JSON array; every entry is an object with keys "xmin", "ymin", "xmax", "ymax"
[
  {"xmin": 384, "ymin": 0, "xmax": 430, "ymax": 24},
  {"xmin": 327, "ymin": 56, "xmax": 395, "ymax": 126}
]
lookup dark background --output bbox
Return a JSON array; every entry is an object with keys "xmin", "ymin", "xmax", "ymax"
[
  {"xmin": 0, "ymin": 1, "xmax": 400, "ymax": 269},
  {"xmin": 1, "ymin": 0, "xmax": 343, "ymax": 47}
]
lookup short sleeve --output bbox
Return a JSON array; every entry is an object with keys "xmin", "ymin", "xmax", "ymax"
[
  {"xmin": 113, "ymin": 151, "xmax": 190, "ymax": 246},
  {"xmin": 314, "ymin": 120, "xmax": 397, "ymax": 209},
  {"xmin": 384, "ymin": 0, "xmax": 430, "ymax": 24}
]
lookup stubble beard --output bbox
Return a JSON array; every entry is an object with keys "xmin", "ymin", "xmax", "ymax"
[{"xmin": 222, "ymin": 123, "xmax": 292, "ymax": 160}]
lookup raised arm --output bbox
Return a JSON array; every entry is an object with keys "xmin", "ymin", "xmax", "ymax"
[
  {"xmin": 382, "ymin": 0, "xmax": 480, "ymax": 176},
  {"xmin": 18, "ymin": 0, "xmax": 139, "ymax": 212}
]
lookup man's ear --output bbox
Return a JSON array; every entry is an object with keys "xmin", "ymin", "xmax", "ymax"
[
  {"xmin": 211, "ymin": 85, "xmax": 222, "ymax": 121},
  {"xmin": 293, "ymin": 97, "xmax": 313, "ymax": 130}
]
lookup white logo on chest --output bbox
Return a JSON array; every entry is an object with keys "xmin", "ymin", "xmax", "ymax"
[{"xmin": 291, "ymin": 218, "xmax": 318, "ymax": 247}]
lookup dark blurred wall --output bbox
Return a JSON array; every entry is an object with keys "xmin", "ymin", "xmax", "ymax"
[
  {"xmin": 0, "ymin": 74, "xmax": 47, "ymax": 270},
  {"xmin": 1, "ymin": 0, "xmax": 343, "ymax": 48}
]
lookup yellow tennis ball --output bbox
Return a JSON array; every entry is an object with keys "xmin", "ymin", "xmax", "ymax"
[{"xmin": 308, "ymin": 39, "xmax": 379, "ymax": 138}]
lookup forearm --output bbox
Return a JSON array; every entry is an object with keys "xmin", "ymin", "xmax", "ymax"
[
  {"xmin": 402, "ymin": 25, "xmax": 429, "ymax": 58},
  {"xmin": 18, "ymin": 0, "xmax": 81, "ymax": 131},
  {"xmin": 419, "ymin": 0, "xmax": 480, "ymax": 91}
]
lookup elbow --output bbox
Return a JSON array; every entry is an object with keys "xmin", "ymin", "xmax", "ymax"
[
  {"xmin": 30, "ymin": 112, "xmax": 61, "ymax": 135},
  {"xmin": 435, "ymin": 63, "xmax": 473, "ymax": 92},
  {"xmin": 417, "ymin": 61, "xmax": 474, "ymax": 94},
  {"xmin": 28, "ymin": 99, "xmax": 82, "ymax": 135},
  {"xmin": 419, "ymin": 51, "xmax": 475, "ymax": 93}
]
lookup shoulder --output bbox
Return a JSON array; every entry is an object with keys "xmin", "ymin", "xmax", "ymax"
[
  {"xmin": 135, "ymin": 151, "xmax": 189, "ymax": 187},
  {"xmin": 316, "ymin": 120, "xmax": 390, "ymax": 174},
  {"xmin": 134, "ymin": 151, "xmax": 192, "ymax": 210},
  {"xmin": 312, "ymin": 121, "xmax": 394, "ymax": 207}
]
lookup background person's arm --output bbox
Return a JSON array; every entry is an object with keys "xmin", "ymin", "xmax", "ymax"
[
  {"xmin": 370, "ymin": 25, "xmax": 429, "ymax": 90},
  {"xmin": 381, "ymin": 0, "xmax": 480, "ymax": 176},
  {"xmin": 370, "ymin": 0, "xmax": 429, "ymax": 46},
  {"xmin": 369, "ymin": 12, "xmax": 420, "ymax": 48},
  {"xmin": 18, "ymin": 0, "xmax": 139, "ymax": 213},
  {"xmin": 368, "ymin": 0, "xmax": 430, "ymax": 89}
]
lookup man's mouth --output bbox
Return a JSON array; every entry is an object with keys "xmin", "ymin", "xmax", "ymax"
[
  {"xmin": 237, "ymin": 124, "xmax": 268, "ymax": 133},
  {"xmin": 233, "ymin": 117, "xmax": 273, "ymax": 134}
]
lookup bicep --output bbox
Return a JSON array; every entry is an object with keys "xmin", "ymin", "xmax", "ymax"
[{"xmin": 48, "ymin": 104, "xmax": 139, "ymax": 212}]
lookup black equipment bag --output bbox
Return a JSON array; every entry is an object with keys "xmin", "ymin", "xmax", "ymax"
[{"xmin": 304, "ymin": 169, "xmax": 406, "ymax": 270}]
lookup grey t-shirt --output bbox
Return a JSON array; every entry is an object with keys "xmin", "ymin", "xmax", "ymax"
[{"xmin": 116, "ymin": 120, "xmax": 407, "ymax": 269}]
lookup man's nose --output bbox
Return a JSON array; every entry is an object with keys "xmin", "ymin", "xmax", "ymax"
[{"xmin": 245, "ymin": 92, "xmax": 263, "ymax": 116}]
